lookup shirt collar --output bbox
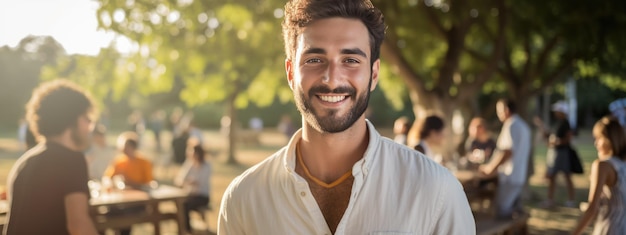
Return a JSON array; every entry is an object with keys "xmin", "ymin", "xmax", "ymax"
[{"xmin": 283, "ymin": 120, "xmax": 379, "ymax": 177}]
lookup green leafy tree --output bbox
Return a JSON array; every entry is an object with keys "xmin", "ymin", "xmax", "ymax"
[
  {"xmin": 473, "ymin": 0, "xmax": 626, "ymax": 119},
  {"xmin": 0, "ymin": 36, "xmax": 65, "ymax": 128},
  {"xmin": 372, "ymin": 0, "xmax": 507, "ymax": 149},
  {"xmin": 94, "ymin": 0, "xmax": 288, "ymax": 164},
  {"xmin": 372, "ymin": 0, "xmax": 626, "ymax": 151}
]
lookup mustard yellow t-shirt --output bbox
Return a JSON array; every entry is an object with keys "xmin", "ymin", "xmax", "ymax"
[{"xmin": 105, "ymin": 153, "xmax": 153, "ymax": 185}]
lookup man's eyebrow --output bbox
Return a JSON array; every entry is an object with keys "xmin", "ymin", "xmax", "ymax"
[
  {"xmin": 303, "ymin": 48, "xmax": 326, "ymax": 55},
  {"xmin": 341, "ymin": 48, "xmax": 367, "ymax": 58}
]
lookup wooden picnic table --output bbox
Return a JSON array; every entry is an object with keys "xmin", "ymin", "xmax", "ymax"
[
  {"xmin": 0, "ymin": 185, "xmax": 189, "ymax": 235},
  {"xmin": 91, "ymin": 184, "xmax": 188, "ymax": 235},
  {"xmin": 454, "ymin": 170, "xmax": 480, "ymax": 187}
]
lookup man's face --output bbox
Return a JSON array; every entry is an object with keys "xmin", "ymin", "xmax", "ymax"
[
  {"xmin": 469, "ymin": 122, "xmax": 483, "ymax": 138},
  {"xmin": 286, "ymin": 17, "xmax": 380, "ymax": 133},
  {"xmin": 71, "ymin": 112, "xmax": 95, "ymax": 151},
  {"xmin": 496, "ymin": 102, "xmax": 509, "ymax": 122}
]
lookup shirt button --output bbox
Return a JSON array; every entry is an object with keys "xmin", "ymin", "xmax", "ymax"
[{"xmin": 300, "ymin": 191, "xmax": 306, "ymax": 197}]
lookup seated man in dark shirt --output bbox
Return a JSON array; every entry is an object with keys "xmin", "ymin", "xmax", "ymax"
[
  {"xmin": 465, "ymin": 117, "xmax": 498, "ymax": 187},
  {"xmin": 4, "ymin": 80, "xmax": 98, "ymax": 235}
]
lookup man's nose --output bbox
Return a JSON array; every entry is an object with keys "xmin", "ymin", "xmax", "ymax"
[{"xmin": 322, "ymin": 62, "xmax": 342, "ymax": 88}]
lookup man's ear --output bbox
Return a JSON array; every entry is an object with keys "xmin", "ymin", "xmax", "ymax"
[
  {"xmin": 370, "ymin": 59, "xmax": 380, "ymax": 91},
  {"xmin": 286, "ymin": 59, "xmax": 294, "ymax": 90}
]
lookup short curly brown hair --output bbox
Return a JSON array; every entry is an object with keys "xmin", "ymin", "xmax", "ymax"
[
  {"xmin": 282, "ymin": 0, "xmax": 386, "ymax": 65},
  {"xmin": 25, "ymin": 80, "xmax": 95, "ymax": 139}
]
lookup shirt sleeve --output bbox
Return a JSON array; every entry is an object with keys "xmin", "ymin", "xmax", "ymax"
[
  {"xmin": 218, "ymin": 176, "xmax": 246, "ymax": 235},
  {"xmin": 62, "ymin": 153, "xmax": 90, "ymax": 197},
  {"xmin": 103, "ymin": 162, "xmax": 116, "ymax": 178},
  {"xmin": 432, "ymin": 173, "xmax": 476, "ymax": 234}
]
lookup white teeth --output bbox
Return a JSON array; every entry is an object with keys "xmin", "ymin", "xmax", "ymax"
[{"xmin": 319, "ymin": 95, "xmax": 347, "ymax": 103}]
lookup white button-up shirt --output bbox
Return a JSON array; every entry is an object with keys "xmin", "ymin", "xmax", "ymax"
[
  {"xmin": 218, "ymin": 121, "xmax": 475, "ymax": 235},
  {"xmin": 496, "ymin": 114, "xmax": 531, "ymax": 185}
]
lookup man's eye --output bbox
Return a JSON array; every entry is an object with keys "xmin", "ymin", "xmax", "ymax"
[
  {"xmin": 344, "ymin": 58, "xmax": 360, "ymax": 63},
  {"xmin": 305, "ymin": 58, "xmax": 322, "ymax": 63}
]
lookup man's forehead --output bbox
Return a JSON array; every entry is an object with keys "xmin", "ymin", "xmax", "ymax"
[{"xmin": 295, "ymin": 18, "xmax": 371, "ymax": 54}]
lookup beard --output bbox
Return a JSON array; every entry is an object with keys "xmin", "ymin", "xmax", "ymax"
[
  {"xmin": 294, "ymin": 79, "xmax": 371, "ymax": 133},
  {"xmin": 71, "ymin": 127, "xmax": 91, "ymax": 151}
]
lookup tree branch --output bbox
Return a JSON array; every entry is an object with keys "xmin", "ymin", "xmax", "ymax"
[
  {"xmin": 535, "ymin": 34, "xmax": 561, "ymax": 76},
  {"xmin": 380, "ymin": 38, "xmax": 427, "ymax": 96},
  {"xmin": 459, "ymin": 0, "xmax": 507, "ymax": 100},
  {"xmin": 421, "ymin": 4, "xmax": 447, "ymax": 37},
  {"xmin": 501, "ymin": 45, "xmax": 521, "ymax": 87},
  {"xmin": 436, "ymin": 26, "xmax": 465, "ymax": 97},
  {"xmin": 529, "ymin": 55, "xmax": 575, "ymax": 96},
  {"xmin": 465, "ymin": 48, "xmax": 489, "ymax": 63}
]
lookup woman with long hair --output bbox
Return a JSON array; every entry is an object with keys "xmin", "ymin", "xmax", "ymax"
[{"xmin": 572, "ymin": 116, "xmax": 626, "ymax": 235}]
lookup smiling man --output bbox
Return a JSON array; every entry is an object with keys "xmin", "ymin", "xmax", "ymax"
[{"xmin": 218, "ymin": 0, "xmax": 474, "ymax": 234}]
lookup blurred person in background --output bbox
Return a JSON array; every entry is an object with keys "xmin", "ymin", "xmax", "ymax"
[
  {"xmin": 4, "ymin": 80, "xmax": 98, "ymax": 235},
  {"xmin": 536, "ymin": 101, "xmax": 577, "ymax": 208},
  {"xmin": 188, "ymin": 119, "xmax": 205, "ymax": 148},
  {"xmin": 104, "ymin": 131, "xmax": 153, "ymax": 235},
  {"xmin": 573, "ymin": 116, "xmax": 626, "ymax": 235},
  {"xmin": 465, "ymin": 117, "xmax": 497, "ymax": 163},
  {"xmin": 479, "ymin": 98, "xmax": 531, "ymax": 219},
  {"xmin": 105, "ymin": 131, "xmax": 153, "ymax": 189},
  {"xmin": 465, "ymin": 117, "xmax": 498, "ymax": 187},
  {"xmin": 17, "ymin": 118, "xmax": 37, "ymax": 151},
  {"xmin": 392, "ymin": 116, "xmax": 411, "ymax": 146},
  {"xmin": 85, "ymin": 124, "xmax": 115, "ymax": 180},
  {"xmin": 149, "ymin": 110, "xmax": 166, "ymax": 152},
  {"xmin": 278, "ymin": 114, "xmax": 297, "ymax": 139},
  {"xmin": 175, "ymin": 140, "xmax": 212, "ymax": 232},
  {"xmin": 172, "ymin": 112, "xmax": 194, "ymax": 164},
  {"xmin": 609, "ymin": 98, "xmax": 626, "ymax": 127},
  {"xmin": 412, "ymin": 115, "xmax": 445, "ymax": 162}
]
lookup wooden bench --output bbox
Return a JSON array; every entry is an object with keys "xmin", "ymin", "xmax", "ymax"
[
  {"xmin": 93, "ymin": 212, "xmax": 178, "ymax": 232},
  {"xmin": 476, "ymin": 213, "xmax": 529, "ymax": 235}
]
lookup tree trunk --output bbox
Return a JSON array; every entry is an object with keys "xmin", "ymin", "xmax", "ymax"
[{"xmin": 226, "ymin": 95, "xmax": 238, "ymax": 165}]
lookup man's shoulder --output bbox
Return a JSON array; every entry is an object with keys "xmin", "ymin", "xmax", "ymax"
[
  {"xmin": 137, "ymin": 155, "xmax": 152, "ymax": 164},
  {"xmin": 510, "ymin": 116, "xmax": 530, "ymax": 129},
  {"xmin": 224, "ymin": 147, "xmax": 288, "ymax": 196},
  {"xmin": 374, "ymin": 139, "xmax": 452, "ymax": 180}
]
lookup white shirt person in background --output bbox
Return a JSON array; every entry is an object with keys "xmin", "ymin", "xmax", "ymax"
[
  {"xmin": 85, "ymin": 124, "xmax": 115, "ymax": 180},
  {"xmin": 175, "ymin": 141, "xmax": 211, "ymax": 232},
  {"xmin": 217, "ymin": 0, "xmax": 474, "ymax": 234},
  {"xmin": 480, "ymin": 98, "xmax": 531, "ymax": 219}
]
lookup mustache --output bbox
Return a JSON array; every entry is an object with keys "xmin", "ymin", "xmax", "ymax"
[{"xmin": 308, "ymin": 85, "xmax": 356, "ymax": 97}]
